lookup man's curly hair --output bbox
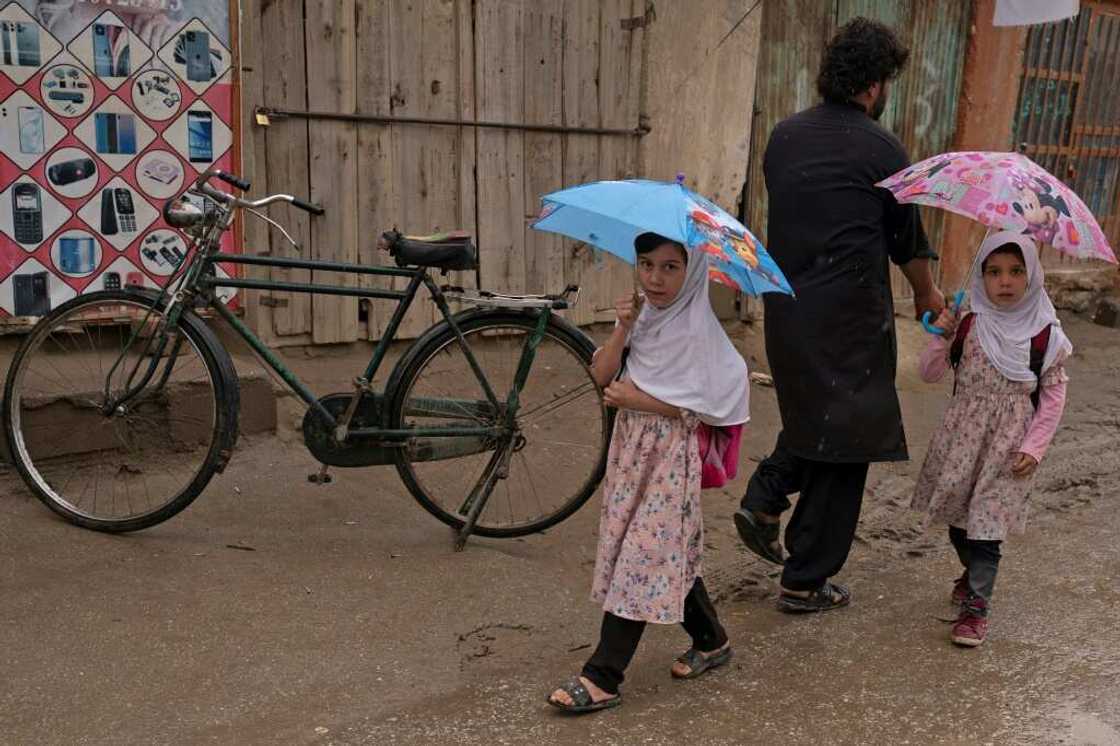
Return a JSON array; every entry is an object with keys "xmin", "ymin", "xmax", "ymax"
[{"xmin": 816, "ymin": 17, "xmax": 910, "ymax": 104}]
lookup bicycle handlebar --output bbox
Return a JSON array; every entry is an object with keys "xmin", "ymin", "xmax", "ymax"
[
  {"xmin": 290, "ymin": 196, "xmax": 325, "ymax": 215},
  {"xmin": 185, "ymin": 169, "xmax": 325, "ymax": 215},
  {"xmin": 216, "ymin": 171, "xmax": 251, "ymax": 191}
]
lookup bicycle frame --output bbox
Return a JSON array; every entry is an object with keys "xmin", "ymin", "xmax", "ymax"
[
  {"xmin": 122, "ymin": 180, "xmax": 555, "ymax": 465},
  {"xmin": 106, "ymin": 180, "xmax": 560, "ymax": 468},
  {"xmin": 197, "ymin": 251, "xmax": 549, "ymax": 445}
]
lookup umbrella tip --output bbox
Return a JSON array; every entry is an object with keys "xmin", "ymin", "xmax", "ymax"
[{"xmin": 675, "ymin": 172, "xmax": 685, "ymax": 185}]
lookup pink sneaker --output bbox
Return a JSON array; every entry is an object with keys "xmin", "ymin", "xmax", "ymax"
[
  {"xmin": 951, "ymin": 598, "xmax": 989, "ymax": 647},
  {"xmin": 951, "ymin": 573, "xmax": 970, "ymax": 606}
]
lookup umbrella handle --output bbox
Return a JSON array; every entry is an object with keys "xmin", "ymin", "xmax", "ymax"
[{"xmin": 921, "ymin": 290, "xmax": 966, "ymax": 336}]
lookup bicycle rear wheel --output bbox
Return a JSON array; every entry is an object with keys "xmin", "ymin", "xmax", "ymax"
[
  {"xmin": 2, "ymin": 290, "xmax": 239, "ymax": 532},
  {"xmin": 387, "ymin": 310, "xmax": 610, "ymax": 538}
]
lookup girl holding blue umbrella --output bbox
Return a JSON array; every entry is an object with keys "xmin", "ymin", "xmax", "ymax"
[{"xmin": 546, "ymin": 232, "xmax": 749, "ymax": 713}]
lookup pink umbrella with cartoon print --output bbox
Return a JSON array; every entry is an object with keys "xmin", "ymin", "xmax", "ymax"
[
  {"xmin": 878, "ymin": 151, "xmax": 1116, "ymax": 262},
  {"xmin": 877, "ymin": 151, "xmax": 1117, "ymax": 334}
]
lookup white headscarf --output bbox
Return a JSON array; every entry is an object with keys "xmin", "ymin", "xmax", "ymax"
[
  {"xmin": 625, "ymin": 251, "xmax": 750, "ymax": 426},
  {"xmin": 969, "ymin": 230, "xmax": 1073, "ymax": 382}
]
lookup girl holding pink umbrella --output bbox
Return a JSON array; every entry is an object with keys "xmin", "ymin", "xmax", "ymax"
[
  {"xmin": 912, "ymin": 231, "xmax": 1073, "ymax": 647},
  {"xmin": 880, "ymin": 153, "xmax": 1114, "ymax": 647}
]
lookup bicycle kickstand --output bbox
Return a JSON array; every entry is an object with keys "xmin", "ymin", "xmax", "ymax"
[
  {"xmin": 454, "ymin": 488, "xmax": 490, "ymax": 552},
  {"xmin": 453, "ymin": 440, "xmax": 513, "ymax": 551}
]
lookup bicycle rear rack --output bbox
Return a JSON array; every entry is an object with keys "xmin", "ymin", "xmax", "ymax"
[{"xmin": 441, "ymin": 284, "xmax": 580, "ymax": 310}]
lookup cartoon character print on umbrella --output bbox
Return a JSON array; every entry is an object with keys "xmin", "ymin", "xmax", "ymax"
[
  {"xmin": 1010, "ymin": 169, "xmax": 1074, "ymax": 247},
  {"xmin": 687, "ymin": 208, "xmax": 734, "ymax": 262},
  {"xmin": 707, "ymin": 267, "xmax": 738, "ymax": 289},
  {"xmin": 686, "ymin": 207, "xmax": 790, "ymax": 291},
  {"xmin": 886, "ymin": 153, "xmax": 956, "ymax": 199},
  {"xmin": 687, "ymin": 208, "xmax": 759, "ymax": 266}
]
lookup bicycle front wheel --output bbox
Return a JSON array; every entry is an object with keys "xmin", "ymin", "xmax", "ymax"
[
  {"xmin": 2, "ymin": 290, "xmax": 239, "ymax": 532},
  {"xmin": 388, "ymin": 311, "xmax": 611, "ymax": 538}
]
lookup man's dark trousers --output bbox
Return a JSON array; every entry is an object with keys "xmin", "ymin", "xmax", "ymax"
[{"xmin": 741, "ymin": 432, "xmax": 870, "ymax": 591}]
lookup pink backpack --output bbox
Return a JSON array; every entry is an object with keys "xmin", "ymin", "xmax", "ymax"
[{"xmin": 696, "ymin": 423, "xmax": 743, "ymax": 489}]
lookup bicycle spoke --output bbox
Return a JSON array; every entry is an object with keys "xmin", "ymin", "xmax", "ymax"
[
  {"xmin": 516, "ymin": 450, "xmax": 544, "ymax": 521},
  {"xmin": 501, "ymin": 475, "xmax": 515, "ymax": 525},
  {"xmin": 527, "ymin": 438, "xmax": 602, "ymax": 450},
  {"xmin": 34, "ymin": 347, "xmax": 89, "ymax": 397},
  {"xmin": 46, "ymin": 329, "xmax": 91, "ymax": 373},
  {"xmin": 517, "ymin": 382, "xmax": 598, "ymax": 423}
]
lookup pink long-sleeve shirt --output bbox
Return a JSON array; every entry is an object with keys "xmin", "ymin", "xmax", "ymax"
[{"xmin": 919, "ymin": 335, "xmax": 1067, "ymax": 463}]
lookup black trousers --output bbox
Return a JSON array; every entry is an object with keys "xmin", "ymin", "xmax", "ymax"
[
  {"xmin": 740, "ymin": 433, "xmax": 870, "ymax": 592},
  {"xmin": 948, "ymin": 526, "xmax": 1002, "ymax": 603},
  {"xmin": 581, "ymin": 577, "xmax": 726, "ymax": 695}
]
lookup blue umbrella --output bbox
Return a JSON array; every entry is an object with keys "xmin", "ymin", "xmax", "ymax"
[{"xmin": 531, "ymin": 176, "xmax": 793, "ymax": 297}]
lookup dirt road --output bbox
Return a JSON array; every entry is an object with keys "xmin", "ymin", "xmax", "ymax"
[{"xmin": 2, "ymin": 313, "xmax": 1118, "ymax": 745}]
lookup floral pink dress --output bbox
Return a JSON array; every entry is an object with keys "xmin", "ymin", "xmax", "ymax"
[
  {"xmin": 912, "ymin": 334, "xmax": 1068, "ymax": 540},
  {"xmin": 591, "ymin": 408, "xmax": 703, "ymax": 624}
]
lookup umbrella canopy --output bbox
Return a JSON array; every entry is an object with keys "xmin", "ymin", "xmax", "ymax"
[
  {"xmin": 877, "ymin": 151, "xmax": 1116, "ymax": 264},
  {"xmin": 531, "ymin": 178, "xmax": 793, "ymax": 297}
]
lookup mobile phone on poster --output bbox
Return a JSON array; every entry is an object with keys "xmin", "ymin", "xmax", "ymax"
[
  {"xmin": 187, "ymin": 110, "xmax": 213, "ymax": 162},
  {"xmin": 92, "ymin": 23, "xmax": 112, "ymax": 76},
  {"xmin": 12, "ymin": 183, "xmax": 43, "ymax": 245},
  {"xmin": 183, "ymin": 30, "xmax": 211, "ymax": 82},
  {"xmin": 93, "ymin": 23, "xmax": 129, "ymax": 77},
  {"xmin": 95, "ymin": 113, "xmax": 138, "ymax": 154},
  {"xmin": 116, "ymin": 114, "xmax": 136, "ymax": 154},
  {"xmin": 2, "ymin": 22, "xmax": 12, "ymax": 66},
  {"xmin": 18, "ymin": 106, "xmax": 44, "ymax": 154},
  {"xmin": 13, "ymin": 272, "xmax": 49, "ymax": 316},
  {"xmin": 95, "ymin": 112, "xmax": 114, "ymax": 153},
  {"xmin": 15, "ymin": 22, "xmax": 39, "ymax": 67},
  {"xmin": 114, "ymin": 189, "xmax": 137, "ymax": 229}
]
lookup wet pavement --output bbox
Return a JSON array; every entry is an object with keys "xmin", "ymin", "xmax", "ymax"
[{"xmin": 1, "ymin": 313, "xmax": 1118, "ymax": 745}]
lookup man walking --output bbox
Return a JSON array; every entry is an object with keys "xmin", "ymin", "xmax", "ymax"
[{"xmin": 734, "ymin": 17, "xmax": 944, "ymax": 611}]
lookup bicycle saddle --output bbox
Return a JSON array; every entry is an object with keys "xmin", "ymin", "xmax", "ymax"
[{"xmin": 382, "ymin": 230, "xmax": 478, "ymax": 272}]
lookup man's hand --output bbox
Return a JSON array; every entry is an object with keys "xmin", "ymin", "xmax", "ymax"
[
  {"xmin": 915, "ymin": 286, "xmax": 946, "ymax": 322},
  {"xmin": 1011, "ymin": 452, "xmax": 1039, "ymax": 478},
  {"xmin": 900, "ymin": 257, "xmax": 945, "ymax": 321}
]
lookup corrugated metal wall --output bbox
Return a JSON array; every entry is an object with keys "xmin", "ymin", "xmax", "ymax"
[
  {"xmin": 743, "ymin": 0, "xmax": 833, "ymax": 250},
  {"xmin": 745, "ymin": 0, "xmax": 972, "ymax": 300},
  {"xmin": 1012, "ymin": 1, "xmax": 1120, "ymax": 266}
]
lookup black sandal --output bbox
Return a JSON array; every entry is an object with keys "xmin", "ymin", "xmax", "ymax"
[
  {"xmin": 733, "ymin": 508, "xmax": 785, "ymax": 565},
  {"xmin": 546, "ymin": 677, "xmax": 622, "ymax": 714},
  {"xmin": 671, "ymin": 644, "xmax": 733, "ymax": 679},
  {"xmin": 777, "ymin": 581, "xmax": 851, "ymax": 613}
]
